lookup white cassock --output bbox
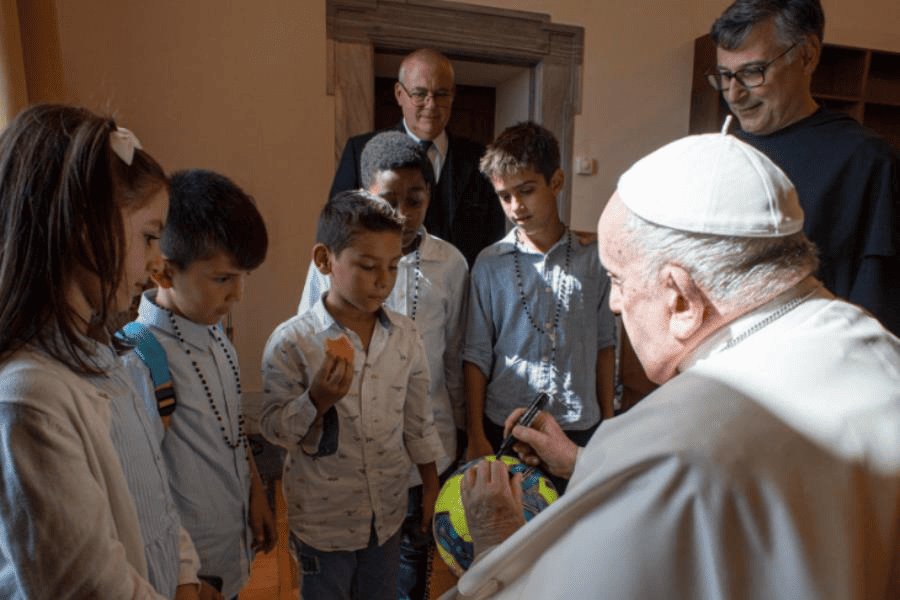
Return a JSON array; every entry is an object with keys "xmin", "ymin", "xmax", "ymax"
[{"xmin": 441, "ymin": 279, "xmax": 900, "ymax": 600}]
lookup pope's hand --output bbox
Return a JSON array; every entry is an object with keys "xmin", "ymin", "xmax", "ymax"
[
  {"xmin": 461, "ymin": 459, "xmax": 526, "ymax": 558},
  {"xmin": 503, "ymin": 409, "xmax": 579, "ymax": 480}
]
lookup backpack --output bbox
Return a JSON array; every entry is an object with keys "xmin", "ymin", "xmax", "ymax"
[{"xmin": 116, "ymin": 321, "xmax": 177, "ymax": 428}]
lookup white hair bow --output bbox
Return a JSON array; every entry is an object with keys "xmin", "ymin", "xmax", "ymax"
[{"xmin": 109, "ymin": 127, "xmax": 143, "ymax": 165}]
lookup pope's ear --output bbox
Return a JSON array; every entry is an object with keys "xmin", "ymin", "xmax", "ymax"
[
  {"xmin": 150, "ymin": 261, "xmax": 176, "ymax": 289},
  {"xmin": 661, "ymin": 264, "xmax": 707, "ymax": 341},
  {"xmin": 312, "ymin": 244, "xmax": 332, "ymax": 275}
]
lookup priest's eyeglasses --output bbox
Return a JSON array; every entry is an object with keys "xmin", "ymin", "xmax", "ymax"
[
  {"xmin": 706, "ymin": 42, "xmax": 798, "ymax": 91},
  {"xmin": 398, "ymin": 82, "xmax": 454, "ymax": 107}
]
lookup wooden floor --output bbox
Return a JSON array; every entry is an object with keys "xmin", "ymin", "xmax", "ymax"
[
  {"xmin": 238, "ymin": 480, "xmax": 458, "ymax": 599},
  {"xmin": 428, "ymin": 551, "xmax": 458, "ymax": 599},
  {"xmin": 239, "ymin": 480, "xmax": 299, "ymax": 600}
]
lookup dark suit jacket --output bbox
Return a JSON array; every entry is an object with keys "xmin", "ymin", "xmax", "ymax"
[{"xmin": 329, "ymin": 123, "xmax": 506, "ymax": 266}]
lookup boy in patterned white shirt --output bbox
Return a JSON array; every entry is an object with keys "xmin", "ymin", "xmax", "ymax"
[
  {"xmin": 260, "ymin": 191, "xmax": 444, "ymax": 600},
  {"xmin": 297, "ymin": 131, "xmax": 468, "ymax": 600}
]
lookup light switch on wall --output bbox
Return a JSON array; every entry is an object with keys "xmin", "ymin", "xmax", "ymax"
[{"xmin": 575, "ymin": 156, "xmax": 596, "ymax": 176}]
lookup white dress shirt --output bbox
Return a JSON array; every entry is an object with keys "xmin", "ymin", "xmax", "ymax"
[{"xmin": 403, "ymin": 120, "xmax": 449, "ymax": 182}]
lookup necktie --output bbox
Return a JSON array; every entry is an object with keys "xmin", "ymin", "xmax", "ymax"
[{"xmin": 418, "ymin": 139, "xmax": 439, "ymax": 184}]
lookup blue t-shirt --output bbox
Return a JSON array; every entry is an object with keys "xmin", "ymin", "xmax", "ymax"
[{"xmin": 463, "ymin": 228, "xmax": 616, "ymax": 430}]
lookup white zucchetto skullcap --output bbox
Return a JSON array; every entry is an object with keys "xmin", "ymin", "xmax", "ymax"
[{"xmin": 617, "ymin": 118, "xmax": 803, "ymax": 237}]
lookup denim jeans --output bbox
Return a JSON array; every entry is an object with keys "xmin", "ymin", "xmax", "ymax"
[
  {"xmin": 291, "ymin": 517, "xmax": 401, "ymax": 600},
  {"xmin": 397, "ymin": 485, "xmax": 433, "ymax": 600}
]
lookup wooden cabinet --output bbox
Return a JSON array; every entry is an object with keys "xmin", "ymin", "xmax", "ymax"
[{"xmin": 690, "ymin": 34, "xmax": 900, "ymax": 151}]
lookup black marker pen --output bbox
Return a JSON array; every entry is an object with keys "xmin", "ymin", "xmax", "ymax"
[{"xmin": 495, "ymin": 393, "xmax": 550, "ymax": 458}]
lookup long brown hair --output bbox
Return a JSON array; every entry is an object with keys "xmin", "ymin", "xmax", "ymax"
[{"xmin": 0, "ymin": 104, "xmax": 167, "ymax": 373}]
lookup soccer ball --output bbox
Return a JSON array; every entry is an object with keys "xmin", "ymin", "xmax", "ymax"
[{"xmin": 432, "ymin": 455, "xmax": 558, "ymax": 577}]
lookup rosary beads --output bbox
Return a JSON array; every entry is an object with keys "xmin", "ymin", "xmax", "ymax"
[
  {"xmin": 512, "ymin": 228, "xmax": 573, "ymax": 391},
  {"xmin": 167, "ymin": 311, "xmax": 248, "ymax": 451}
]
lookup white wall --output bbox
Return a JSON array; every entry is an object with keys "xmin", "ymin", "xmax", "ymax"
[
  {"xmin": 494, "ymin": 68, "xmax": 532, "ymax": 135},
  {"xmin": 55, "ymin": 0, "xmax": 333, "ymax": 391}
]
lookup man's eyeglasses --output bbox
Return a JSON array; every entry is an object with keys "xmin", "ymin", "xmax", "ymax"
[
  {"xmin": 706, "ymin": 42, "xmax": 798, "ymax": 91},
  {"xmin": 398, "ymin": 81, "xmax": 454, "ymax": 107}
]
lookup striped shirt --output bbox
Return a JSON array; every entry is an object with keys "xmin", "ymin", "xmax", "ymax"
[
  {"xmin": 90, "ymin": 346, "xmax": 200, "ymax": 597},
  {"xmin": 135, "ymin": 290, "xmax": 252, "ymax": 599}
]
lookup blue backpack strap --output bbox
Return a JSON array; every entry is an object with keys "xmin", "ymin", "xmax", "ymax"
[{"xmin": 116, "ymin": 321, "xmax": 177, "ymax": 427}]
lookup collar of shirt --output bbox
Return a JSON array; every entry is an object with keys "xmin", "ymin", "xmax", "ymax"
[
  {"xmin": 493, "ymin": 226, "xmax": 571, "ymax": 257},
  {"xmin": 401, "ymin": 121, "xmax": 448, "ymax": 160},
  {"xmin": 413, "ymin": 226, "xmax": 449, "ymax": 263},
  {"xmin": 308, "ymin": 293, "xmax": 395, "ymax": 335},
  {"xmin": 137, "ymin": 289, "xmax": 218, "ymax": 351},
  {"xmin": 678, "ymin": 276, "xmax": 827, "ymax": 373}
]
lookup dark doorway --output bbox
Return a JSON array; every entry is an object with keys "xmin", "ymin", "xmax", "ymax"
[{"xmin": 374, "ymin": 77, "xmax": 496, "ymax": 146}]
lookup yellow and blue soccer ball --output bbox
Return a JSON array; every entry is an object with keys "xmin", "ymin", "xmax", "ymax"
[{"xmin": 432, "ymin": 455, "xmax": 558, "ymax": 577}]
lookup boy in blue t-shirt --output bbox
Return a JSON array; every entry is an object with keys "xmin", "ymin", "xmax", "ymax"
[
  {"xmin": 131, "ymin": 169, "xmax": 275, "ymax": 598},
  {"xmin": 463, "ymin": 122, "xmax": 616, "ymax": 491}
]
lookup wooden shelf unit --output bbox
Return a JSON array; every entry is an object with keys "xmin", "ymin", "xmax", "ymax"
[{"xmin": 689, "ymin": 34, "xmax": 900, "ymax": 151}]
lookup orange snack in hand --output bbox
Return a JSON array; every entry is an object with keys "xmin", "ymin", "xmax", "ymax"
[{"xmin": 325, "ymin": 335, "xmax": 354, "ymax": 363}]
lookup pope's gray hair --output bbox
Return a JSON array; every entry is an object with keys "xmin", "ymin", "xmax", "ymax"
[{"xmin": 622, "ymin": 209, "xmax": 819, "ymax": 308}]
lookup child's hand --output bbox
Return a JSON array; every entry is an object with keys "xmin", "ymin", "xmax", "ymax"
[
  {"xmin": 309, "ymin": 352, "xmax": 354, "ymax": 416},
  {"xmin": 174, "ymin": 582, "xmax": 224, "ymax": 600},
  {"xmin": 421, "ymin": 478, "xmax": 439, "ymax": 533},
  {"xmin": 249, "ymin": 477, "xmax": 277, "ymax": 553},
  {"xmin": 198, "ymin": 581, "xmax": 224, "ymax": 600},
  {"xmin": 416, "ymin": 462, "xmax": 440, "ymax": 533},
  {"xmin": 174, "ymin": 583, "xmax": 200, "ymax": 600},
  {"xmin": 465, "ymin": 432, "xmax": 494, "ymax": 462},
  {"xmin": 573, "ymin": 229, "xmax": 597, "ymax": 245}
]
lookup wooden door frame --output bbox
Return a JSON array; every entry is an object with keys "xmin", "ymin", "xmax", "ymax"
[{"xmin": 327, "ymin": 0, "xmax": 584, "ymax": 220}]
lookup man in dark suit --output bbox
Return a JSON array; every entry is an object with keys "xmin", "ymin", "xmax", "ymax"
[{"xmin": 330, "ymin": 48, "xmax": 506, "ymax": 266}]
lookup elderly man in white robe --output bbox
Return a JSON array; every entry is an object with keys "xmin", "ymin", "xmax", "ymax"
[{"xmin": 441, "ymin": 124, "xmax": 900, "ymax": 600}]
